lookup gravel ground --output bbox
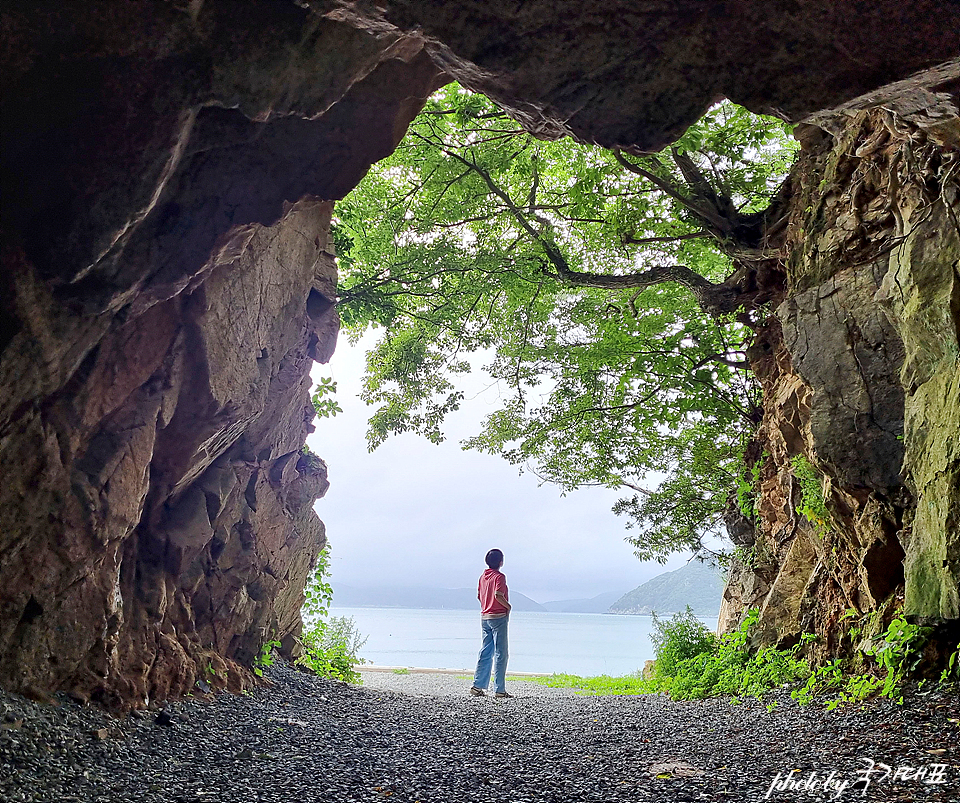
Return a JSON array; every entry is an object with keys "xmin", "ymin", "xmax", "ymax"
[
  {"xmin": 358, "ymin": 669, "xmax": 579, "ymax": 698},
  {"xmin": 1, "ymin": 663, "xmax": 957, "ymax": 803}
]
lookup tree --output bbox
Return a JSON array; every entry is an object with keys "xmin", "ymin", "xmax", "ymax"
[{"xmin": 334, "ymin": 85, "xmax": 797, "ymax": 560}]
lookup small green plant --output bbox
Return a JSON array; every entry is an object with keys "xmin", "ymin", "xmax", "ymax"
[
  {"xmin": 253, "ymin": 639, "xmax": 281, "ymax": 678},
  {"xmin": 736, "ymin": 457, "xmax": 764, "ymax": 521},
  {"xmin": 793, "ymin": 609, "xmax": 933, "ymax": 707},
  {"xmin": 392, "ymin": 667, "xmax": 411, "ymax": 675},
  {"xmin": 312, "ymin": 377, "xmax": 343, "ymax": 419},
  {"xmin": 296, "ymin": 615, "xmax": 368, "ymax": 683},
  {"xmin": 791, "ymin": 454, "xmax": 830, "ymax": 531},
  {"xmin": 791, "ymin": 657, "xmax": 842, "ymax": 706},
  {"xmin": 940, "ymin": 642, "xmax": 960, "ymax": 684},
  {"xmin": 296, "ymin": 547, "xmax": 368, "ymax": 683},
  {"xmin": 729, "ymin": 544, "xmax": 758, "ymax": 570},
  {"xmin": 865, "ymin": 613, "xmax": 931, "ymax": 702},
  {"xmin": 302, "ymin": 548, "xmax": 334, "ymax": 622}
]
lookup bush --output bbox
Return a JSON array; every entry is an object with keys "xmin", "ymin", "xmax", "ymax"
[
  {"xmin": 647, "ymin": 608, "xmax": 810, "ymax": 700},
  {"xmin": 792, "ymin": 611, "xmax": 935, "ymax": 707},
  {"xmin": 528, "ymin": 610, "xmax": 806, "ymax": 700},
  {"xmin": 296, "ymin": 615, "xmax": 367, "ymax": 684},
  {"xmin": 295, "ymin": 547, "xmax": 368, "ymax": 684},
  {"xmin": 531, "ymin": 606, "xmax": 941, "ymax": 707},
  {"xmin": 648, "ymin": 608, "xmax": 717, "ymax": 678}
]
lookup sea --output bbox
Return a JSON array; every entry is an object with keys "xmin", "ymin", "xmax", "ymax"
[{"xmin": 330, "ymin": 606, "xmax": 719, "ymax": 677}]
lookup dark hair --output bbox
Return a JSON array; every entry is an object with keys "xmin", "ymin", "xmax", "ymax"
[{"xmin": 485, "ymin": 549, "xmax": 504, "ymax": 569}]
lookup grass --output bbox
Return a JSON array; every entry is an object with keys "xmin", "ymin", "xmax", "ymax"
[{"xmin": 517, "ymin": 673, "xmax": 648, "ymax": 695}]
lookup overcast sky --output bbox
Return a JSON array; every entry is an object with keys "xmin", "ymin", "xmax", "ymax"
[{"xmin": 306, "ymin": 331, "xmax": 688, "ymax": 604}]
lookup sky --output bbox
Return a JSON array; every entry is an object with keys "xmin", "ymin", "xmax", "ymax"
[{"xmin": 305, "ymin": 331, "xmax": 689, "ymax": 605}]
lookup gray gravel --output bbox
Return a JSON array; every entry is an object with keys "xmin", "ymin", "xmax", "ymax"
[
  {"xmin": 1, "ymin": 662, "xmax": 957, "ymax": 803},
  {"xmin": 358, "ymin": 669, "xmax": 579, "ymax": 698}
]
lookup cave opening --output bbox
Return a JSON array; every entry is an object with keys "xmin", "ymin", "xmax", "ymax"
[
  {"xmin": 298, "ymin": 85, "xmax": 803, "ymax": 676},
  {"xmin": 0, "ymin": 0, "xmax": 956, "ymax": 719}
]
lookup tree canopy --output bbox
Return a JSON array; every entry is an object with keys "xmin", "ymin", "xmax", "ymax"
[{"xmin": 333, "ymin": 85, "xmax": 798, "ymax": 561}]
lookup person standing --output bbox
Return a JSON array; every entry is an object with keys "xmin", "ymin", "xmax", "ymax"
[{"xmin": 470, "ymin": 548, "xmax": 513, "ymax": 698}]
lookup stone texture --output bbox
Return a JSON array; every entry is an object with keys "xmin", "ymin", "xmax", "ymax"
[
  {"xmin": 803, "ymin": 59, "xmax": 960, "ymax": 147},
  {"xmin": 878, "ymin": 190, "xmax": 960, "ymax": 623},
  {"xmin": 722, "ymin": 102, "xmax": 960, "ymax": 652},
  {"xmin": 0, "ymin": 200, "xmax": 338, "ymax": 708},
  {"xmin": 329, "ymin": 0, "xmax": 960, "ymax": 151},
  {"xmin": 0, "ymin": 1, "xmax": 444, "ymax": 707},
  {"xmin": 779, "ymin": 263, "xmax": 906, "ymax": 494}
]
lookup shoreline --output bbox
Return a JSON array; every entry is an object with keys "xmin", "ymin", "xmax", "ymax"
[
  {"xmin": 334, "ymin": 605, "xmax": 720, "ymax": 618},
  {"xmin": 359, "ymin": 664, "xmax": 550, "ymax": 676}
]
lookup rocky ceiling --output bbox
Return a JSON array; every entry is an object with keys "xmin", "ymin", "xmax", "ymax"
[{"xmin": 328, "ymin": 0, "xmax": 959, "ymax": 150}]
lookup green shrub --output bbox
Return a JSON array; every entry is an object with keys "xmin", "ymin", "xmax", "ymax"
[
  {"xmin": 647, "ymin": 608, "xmax": 809, "ymax": 701},
  {"xmin": 295, "ymin": 547, "xmax": 368, "ymax": 684},
  {"xmin": 529, "ymin": 606, "xmax": 941, "ymax": 707},
  {"xmin": 648, "ymin": 608, "xmax": 717, "ymax": 678},
  {"xmin": 527, "ymin": 610, "xmax": 806, "ymax": 700},
  {"xmin": 296, "ymin": 615, "xmax": 367, "ymax": 684},
  {"xmin": 253, "ymin": 639, "xmax": 281, "ymax": 678},
  {"xmin": 867, "ymin": 612, "xmax": 930, "ymax": 700},
  {"xmin": 792, "ymin": 611, "xmax": 934, "ymax": 706}
]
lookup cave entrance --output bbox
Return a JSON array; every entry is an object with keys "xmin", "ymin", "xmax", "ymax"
[{"xmin": 296, "ymin": 84, "xmax": 787, "ymax": 676}]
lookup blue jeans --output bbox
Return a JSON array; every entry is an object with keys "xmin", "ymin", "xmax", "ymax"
[{"xmin": 472, "ymin": 615, "xmax": 509, "ymax": 693}]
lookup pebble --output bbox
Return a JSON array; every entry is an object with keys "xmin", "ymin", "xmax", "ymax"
[{"xmin": 0, "ymin": 662, "xmax": 957, "ymax": 802}]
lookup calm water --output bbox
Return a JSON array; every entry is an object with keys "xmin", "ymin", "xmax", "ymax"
[{"xmin": 330, "ymin": 606, "xmax": 718, "ymax": 677}]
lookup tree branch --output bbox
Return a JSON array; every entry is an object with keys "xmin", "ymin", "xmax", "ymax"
[
  {"xmin": 411, "ymin": 131, "xmax": 747, "ymax": 317},
  {"xmin": 613, "ymin": 149, "xmax": 732, "ymax": 236},
  {"xmin": 621, "ymin": 231, "xmax": 710, "ymax": 246},
  {"xmin": 690, "ymin": 352, "xmax": 750, "ymax": 370},
  {"xmin": 618, "ymin": 479, "xmax": 654, "ymax": 495},
  {"xmin": 513, "ymin": 281, "xmax": 544, "ymax": 405},
  {"xmin": 670, "ymin": 147, "xmax": 738, "ymax": 226},
  {"xmin": 541, "ymin": 261, "xmax": 743, "ymax": 316}
]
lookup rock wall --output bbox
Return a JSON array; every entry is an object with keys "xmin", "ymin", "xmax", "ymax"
[
  {"xmin": 719, "ymin": 92, "xmax": 960, "ymax": 654},
  {"xmin": 1, "ymin": 1, "xmax": 444, "ymax": 707},
  {"xmin": 1, "ymin": 1, "xmax": 958, "ymax": 705},
  {"xmin": 0, "ymin": 199, "xmax": 337, "ymax": 707}
]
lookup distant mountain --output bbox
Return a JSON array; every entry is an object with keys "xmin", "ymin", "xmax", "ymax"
[
  {"xmin": 541, "ymin": 591, "xmax": 625, "ymax": 613},
  {"xmin": 331, "ymin": 584, "xmax": 546, "ymax": 612},
  {"xmin": 608, "ymin": 561, "xmax": 724, "ymax": 615}
]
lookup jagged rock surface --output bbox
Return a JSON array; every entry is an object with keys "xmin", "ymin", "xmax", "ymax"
[
  {"xmin": 329, "ymin": 0, "xmax": 959, "ymax": 151},
  {"xmin": 720, "ymin": 101, "xmax": 960, "ymax": 654},
  {"xmin": 0, "ymin": 1, "xmax": 444, "ymax": 707}
]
